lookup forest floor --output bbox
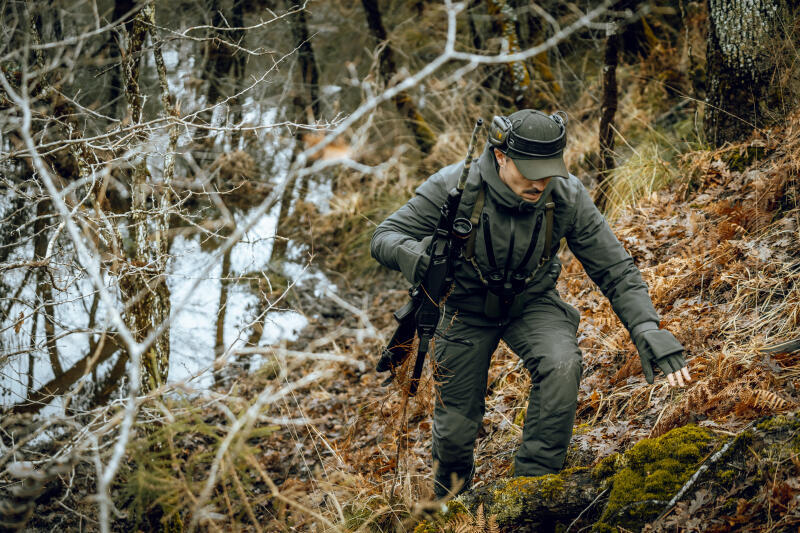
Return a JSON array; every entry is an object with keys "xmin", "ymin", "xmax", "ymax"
[
  {"xmin": 11, "ymin": 114, "xmax": 800, "ymax": 532},
  {"xmin": 225, "ymin": 111, "xmax": 800, "ymax": 531}
]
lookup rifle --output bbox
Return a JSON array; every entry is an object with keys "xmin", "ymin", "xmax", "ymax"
[{"xmin": 376, "ymin": 118, "xmax": 484, "ymax": 396}]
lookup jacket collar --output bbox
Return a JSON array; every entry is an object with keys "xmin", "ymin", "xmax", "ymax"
[{"xmin": 478, "ymin": 144, "xmax": 556, "ymax": 213}]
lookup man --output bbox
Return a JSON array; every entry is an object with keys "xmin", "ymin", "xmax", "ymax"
[{"xmin": 370, "ymin": 109, "xmax": 691, "ymax": 499}]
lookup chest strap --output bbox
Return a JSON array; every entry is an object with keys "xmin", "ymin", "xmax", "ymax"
[{"xmin": 465, "ymin": 188, "xmax": 554, "ymax": 266}]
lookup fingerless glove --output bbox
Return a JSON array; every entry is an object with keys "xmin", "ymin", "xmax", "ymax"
[{"xmin": 632, "ymin": 323, "xmax": 686, "ymax": 384}]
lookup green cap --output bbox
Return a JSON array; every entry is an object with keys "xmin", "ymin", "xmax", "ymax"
[{"xmin": 505, "ymin": 109, "xmax": 568, "ymax": 181}]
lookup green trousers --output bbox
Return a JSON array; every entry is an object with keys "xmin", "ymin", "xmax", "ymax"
[{"xmin": 432, "ymin": 290, "xmax": 582, "ymax": 498}]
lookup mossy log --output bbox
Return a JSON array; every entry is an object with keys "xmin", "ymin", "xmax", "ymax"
[
  {"xmin": 421, "ymin": 413, "xmax": 800, "ymax": 532},
  {"xmin": 458, "ymin": 469, "xmax": 601, "ymax": 530}
]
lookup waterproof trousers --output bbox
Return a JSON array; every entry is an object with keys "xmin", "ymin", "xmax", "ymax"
[{"xmin": 432, "ymin": 290, "xmax": 583, "ymax": 499}]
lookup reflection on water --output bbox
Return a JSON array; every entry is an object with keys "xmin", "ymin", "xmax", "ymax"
[
  {"xmin": 0, "ymin": 34, "xmax": 336, "ymax": 413},
  {"xmin": 167, "ymin": 210, "xmax": 311, "ymax": 388},
  {"xmin": 0, "ymin": 200, "xmax": 332, "ymax": 410}
]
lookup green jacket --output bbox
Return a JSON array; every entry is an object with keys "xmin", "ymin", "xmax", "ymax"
[{"xmin": 370, "ymin": 145, "xmax": 660, "ymax": 330}]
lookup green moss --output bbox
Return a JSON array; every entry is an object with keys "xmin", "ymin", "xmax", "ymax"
[
  {"xmin": 513, "ymin": 407, "xmax": 527, "ymax": 427},
  {"xmin": 592, "ymin": 452, "xmax": 623, "ymax": 481},
  {"xmin": 562, "ymin": 466, "xmax": 590, "ymax": 476},
  {"xmin": 591, "ymin": 522, "xmax": 619, "ymax": 533},
  {"xmin": 756, "ymin": 414, "xmax": 800, "ymax": 432},
  {"xmin": 343, "ymin": 505, "xmax": 373, "ymax": 529},
  {"xmin": 539, "ymin": 474, "xmax": 566, "ymax": 500},
  {"xmin": 718, "ymin": 469, "xmax": 736, "ymax": 483},
  {"xmin": 413, "ymin": 520, "xmax": 436, "ymax": 533},
  {"xmin": 441, "ymin": 499, "xmax": 468, "ymax": 520},
  {"xmin": 599, "ymin": 425, "xmax": 714, "ymax": 529},
  {"xmin": 489, "ymin": 474, "xmax": 566, "ymax": 524},
  {"xmin": 722, "ymin": 146, "xmax": 771, "ymax": 172},
  {"xmin": 412, "ymin": 500, "xmax": 468, "ymax": 533}
]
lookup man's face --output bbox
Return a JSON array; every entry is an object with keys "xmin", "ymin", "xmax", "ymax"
[{"xmin": 494, "ymin": 149, "xmax": 552, "ymax": 203}]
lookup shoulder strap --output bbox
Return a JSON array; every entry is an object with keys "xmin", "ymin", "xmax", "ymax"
[
  {"xmin": 539, "ymin": 193, "xmax": 555, "ymax": 266},
  {"xmin": 463, "ymin": 183, "xmax": 486, "ymax": 260}
]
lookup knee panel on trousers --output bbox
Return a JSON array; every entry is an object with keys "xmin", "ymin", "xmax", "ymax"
[{"xmin": 432, "ymin": 407, "xmax": 481, "ymax": 468}]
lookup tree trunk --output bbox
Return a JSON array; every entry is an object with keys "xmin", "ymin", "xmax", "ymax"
[
  {"xmin": 122, "ymin": 4, "xmax": 148, "ymax": 124},
  {"xmin": 486, "ymin": 0, "xmax": 536, "ymax": 109},
  {"xmin": 288, "ymin": 0, "xmax": 321, "ymax": 122},
  {"xmin": 270, "ymin": 1, "xmax": 324, "ymax": 265},
  {"xmin": 595, "ymin": 25, "xmax": 620, "ymax": 213},
  {"xmin": 33, "ymin": 200, "xmax": 62, "ymax": 377},
  {"xmin": 361, "ymin": 0, "xmax": 436, "ymax": 154},
  {"xmin": 214, "ymin": 244, "xmax": 232, "ymax": 385},
  {"xmin": 119, "ymin": 162, "xmax": 172, "ymax": 394},
  {"xmin": 117, "ymin": 3, "xmax": 174, "ymax": 394},
  {"xmin": 109, "ymin": 0, "xmax": 135, "ymax": 120},
  {"xmin": 704, "ymin": 0, "xmax": 779, "ymax": 146}
]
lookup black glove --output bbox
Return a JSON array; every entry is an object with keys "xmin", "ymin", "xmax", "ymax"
[{"xmin": 632, "ymin": 324, "xmax": 686, "ymax": 384}]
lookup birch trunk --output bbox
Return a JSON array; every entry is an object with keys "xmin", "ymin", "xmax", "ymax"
[{"xmin": 705, "ymin": 0, "xmax": 779, "ymax": 146}]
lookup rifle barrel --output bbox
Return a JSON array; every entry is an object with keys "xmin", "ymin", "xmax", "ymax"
[{"xmin": 456, "ymin": 118, "xmax": 484, "ymax": 191}]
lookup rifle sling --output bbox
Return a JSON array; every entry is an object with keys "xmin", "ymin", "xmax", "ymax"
[{"xmin": 464, "ymin": 184, "xmax": 485, "ymax": 260}]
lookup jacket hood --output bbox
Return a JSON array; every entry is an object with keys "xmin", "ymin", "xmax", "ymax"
[{"xmin": 478, "ymin": 144, "xmax": 557, "ymax": 213}]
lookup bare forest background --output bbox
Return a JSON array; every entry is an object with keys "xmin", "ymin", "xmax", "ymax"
[{"xmin": 0, "ymin": 0, "xmax": 799, "ymax": 531}]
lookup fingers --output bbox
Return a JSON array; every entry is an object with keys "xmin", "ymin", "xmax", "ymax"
[
  {"xmin": 666, "ymin": 366, "xmax": 692, "ymax": 388},
  {"xmin": 675, "ymin": 368, "xmax": 685, "ymax": 387}
]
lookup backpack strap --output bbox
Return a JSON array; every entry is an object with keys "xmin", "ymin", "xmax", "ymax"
[{"xmin": 463, "ymin": 183, "xmax": 485, "ymax": 260}]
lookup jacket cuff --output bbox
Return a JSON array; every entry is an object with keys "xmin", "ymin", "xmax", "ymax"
[
  {"xmin": 630, "ymin": 321, "xmax": 659, "ymax": 340},
  {"xmin": 398, "ymin": 235, "xmax": 433, "ymax": 284}
]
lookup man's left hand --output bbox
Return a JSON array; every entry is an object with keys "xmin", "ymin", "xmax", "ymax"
[{"xmin": 632, "ymin": 325, "xmax": 691, "ymax": 387}]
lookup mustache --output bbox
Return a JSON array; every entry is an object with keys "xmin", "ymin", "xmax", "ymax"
[{"xmin": 523, "ymin": 188, "xmax": 545, "ymax": 195}]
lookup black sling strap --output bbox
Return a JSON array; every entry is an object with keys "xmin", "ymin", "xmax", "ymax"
[
  {"xmin": 515, "ymin": 211, "xmax": 544, "ymax": 272},
  {"xmin": 540, "ymin": 198, "xmax": 555, "ymax": 265},
  {"xmin": 481, "ymin": 211, "xmax": 498, "ymax": 270}
]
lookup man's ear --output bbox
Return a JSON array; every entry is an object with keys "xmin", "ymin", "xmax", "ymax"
[{"xmin": 493, "ymin": 148, "xmax": 505, "ymax": 166}]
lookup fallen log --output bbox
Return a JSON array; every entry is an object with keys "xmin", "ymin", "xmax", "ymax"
[{"xmin": 417, "ymin": 412, "xmax": 800, "ymax": 532}]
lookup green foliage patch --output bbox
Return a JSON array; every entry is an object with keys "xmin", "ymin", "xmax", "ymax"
[{"xmin": 593, "ymin": 425, "xmax": 714, "ymax": 531}]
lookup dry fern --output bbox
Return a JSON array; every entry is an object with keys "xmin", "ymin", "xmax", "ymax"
[
  {"xmin": 746, "ymin": 389, "xmax": 795, "ymax": 412},
  {"xmin": 475, "ymin": 503, "xmax": 486, "ymax": 531},
  {"xmin": 442, "ymin": 504, "xmax": 500, "ymax": 533},
  {"xmin": 451, "ymin": 513, "xmax": 473, "ymax": 533}
]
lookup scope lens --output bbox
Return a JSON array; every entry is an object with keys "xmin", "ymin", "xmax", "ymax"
[{"xmin": 452, "ymin": 218, "xmax": 472, "ymax": 238}]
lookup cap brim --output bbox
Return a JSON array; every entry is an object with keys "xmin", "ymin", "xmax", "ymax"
[{"xmin": 512, "ymin": 156, "xmax": 568, "ymax": 181}]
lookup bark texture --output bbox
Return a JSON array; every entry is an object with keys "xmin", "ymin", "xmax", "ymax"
[
  {"xmin": 119, "ymin": 3, "xmax": 173, "ymax": 394},
  {"xmin": 123, "ymin": 5, "xmax": 149, "ymax": 124},
  {"xmin": 119, "ymin": 162, "xmax": 172, "ymax": 395},
  {"xmin": 704, "ymin": 0, "xmax": 779, "ymax": 146}
]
